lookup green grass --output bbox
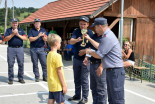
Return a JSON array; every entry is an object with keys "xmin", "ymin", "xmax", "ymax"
[{"xmin": 18, "ymin": 12, "xmax": 32, "ymax": 22}]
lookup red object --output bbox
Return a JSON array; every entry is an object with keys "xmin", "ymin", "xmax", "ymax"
[{"xmin": 20, "ymin": 0, "xmax": 110, "ymax": 24}]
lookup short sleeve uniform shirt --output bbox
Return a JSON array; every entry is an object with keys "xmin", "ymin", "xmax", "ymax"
[{"xmin": 96, "ymin": 29, "xmax": 123, "ymax": 69}]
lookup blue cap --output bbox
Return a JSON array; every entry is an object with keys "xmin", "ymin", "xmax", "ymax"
[
  {"xmin": 79, "ymin": 16, "xmax": 89, "ymax": 22},
  {"xmin": 91, "ymin": 17, "xmax": 108, "ymax": 27},
  {"xmin": 34, "ymin": 18, "xmax": 41, "ymax": 22},
  {"xmin": 11, "ymin": 18, "xmax": 18, "ymax": 22}
]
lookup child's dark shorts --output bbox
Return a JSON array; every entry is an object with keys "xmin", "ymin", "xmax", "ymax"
[{"xmin": 49, "ymin": 91, "xmax": 65, "ymax": 103}]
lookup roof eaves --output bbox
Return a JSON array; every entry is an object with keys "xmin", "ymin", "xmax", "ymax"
[
  {"xmin": 20, "ymin": 15, "xmax": 90, "ymax": 24},
  {"xmin": 41, "ymin": 15, "xmax": 90, "ymax": 23},
  {"xmin": 90, "ymin": 0, "xmax": 118, "ymax": 19}
]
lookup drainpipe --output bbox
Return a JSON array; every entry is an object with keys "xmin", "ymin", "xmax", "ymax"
[{"xmin": 120, "ymin": 0, "xmax": 124, "ymax": 47}]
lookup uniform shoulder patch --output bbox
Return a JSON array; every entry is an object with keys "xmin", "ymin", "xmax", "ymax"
[
  {"xmin": 103, "ymin": 34, "xmax": 106, "ymax": 37},
  {"xmin": 92, "ymin": 31, "xmax": 95, "ymax": 34},
  {"xmin": 74, "ymin": 28, "xmax": 78, "ymax": 30}
]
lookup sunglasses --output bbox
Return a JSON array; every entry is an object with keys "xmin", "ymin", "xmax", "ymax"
[{"xmin": 124, "ymin": 44, "xmax": 128, "ymax": 46}]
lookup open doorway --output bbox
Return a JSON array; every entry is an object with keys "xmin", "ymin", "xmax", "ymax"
[{"xmin": 106, "ymin": 17, "xmax": 119, "ymax": 38}]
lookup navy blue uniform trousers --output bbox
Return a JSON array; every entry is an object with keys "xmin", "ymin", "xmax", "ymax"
[
  {"xmin": 106, "ymin": 67, "xmax": 125, "ymax": 104},
  {"xmin": 7, "ymin": 47, "xmax": 24, "ymax": 81},
  {"xmin": 30, "ymin": 48, "xmax": 47, "ymax": 79},
  {"xmin": 90, "ymin": 63, "xmax": 107, "ymax": 104},
  {"xmin": 73, "ymin": 58, "xmax": 89, "ymax": 100}
]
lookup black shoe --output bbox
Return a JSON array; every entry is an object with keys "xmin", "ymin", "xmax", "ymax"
[
  {"xmin": 68, "ymin": 95, "xmax": 81, "ymax": 101},
  {"xmin": 18, "ymin": 80, "xmax": 25, "ymax": 84},
  {"xmin": 8, "ymin": 80, "xmax": 13, "ymax": 84},
  {"xmin": 77, "ymin": 99, "xmax": 88, "ymax": 104},
  {"xmin": 35, "ymin": 78, "xmax": 39, "ymax": 82},
  {"xmin": 43, "ymin": 78, "xmax": 47, "ymax": 82}
]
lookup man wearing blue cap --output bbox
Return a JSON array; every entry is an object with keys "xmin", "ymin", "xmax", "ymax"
[
  {"xmin": 85, "ymin": 17, "xmax": 125, "ymax": 104},
  {"xmin": 68, "ymin": 16, "xmax": 94, "ymax": 104},
  {"xmin": 28, "ymin": 18, "xmax": 47, "ymax": 82},
  {"xmin": 79, "ymin": 32, "xmax": 107, "ymax": 104},
  {"xmin": 4, "ymin": 18, "xmax": 27, "ymax": 84},
  {"xmin": 0, "ymin": 33, "xmax": 2, "ymax": 44}
]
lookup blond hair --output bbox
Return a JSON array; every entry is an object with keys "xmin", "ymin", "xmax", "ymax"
[
  {"xmin": 47, "ymin": 33, "xmax": 62, "ymax": 47},
  {"xmin": 124, "ymin": 41, "xmax": 131, "ymax": 47}
]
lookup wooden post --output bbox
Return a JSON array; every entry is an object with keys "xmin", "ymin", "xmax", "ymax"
[{"xmin": 63, "ymin": 21, "xmax": 69, "ymax": 40}]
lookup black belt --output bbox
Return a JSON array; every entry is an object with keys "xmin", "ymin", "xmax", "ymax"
[
  {"xmin": 32, "ymin": 47, "xmax": 44, "ymax": 48},
  {"xmin": 107, "ymin": 67, "xmax": 122, "ymax": 71},
  {"xmin": 107, "ymin": 68, "xmax": 112, "ymax": 71},
  {"xmin": 9, "ymin": 46, "xmax": 22, "ymax": 48},
  {"xmin": 90, "ymin": 60, "xmax": 101, "ymax": 64}
]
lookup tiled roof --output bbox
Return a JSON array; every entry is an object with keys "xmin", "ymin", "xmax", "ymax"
[{"xmin": 20, "ymin": 0, "xmax": 110, "ymax": 24}]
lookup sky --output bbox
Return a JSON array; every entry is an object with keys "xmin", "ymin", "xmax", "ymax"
[{"xmin": 0, "ymin": 0, "xmax": 57, "ymax": 8}]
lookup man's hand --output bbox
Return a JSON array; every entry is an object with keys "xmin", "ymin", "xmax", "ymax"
[
  {"xmin": 62, "ymin": 85, "xmax": 67, "ymax": 94},
  {"xmin": 76, "ymin": 37, "xmax": 82, "ymax": 42},
  {"xmin": 38, "ymin": 32, "xmax": 44, "ymax": 37},
  {"xmin": 83, "ymin": 57, "xmax": 89, "ymax": 66},
  {"xmin": 84, "ymin": 34, "xmax": 91, "ymax": 41},
  {"xmin": 12, "ymin": 29, "xmax": 18, "ymax": 35},
  {"xmin": 79, "ymin": 49, "xmax": 86, "ymax": 56},
  {"xmin": 96, "ymin": 65, "xmax": 103, "ymax": 77}
]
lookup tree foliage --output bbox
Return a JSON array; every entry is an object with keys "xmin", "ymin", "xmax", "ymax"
[{"xmin": 0, "ymin": 7, "xmax": 38, "ymax": 33}]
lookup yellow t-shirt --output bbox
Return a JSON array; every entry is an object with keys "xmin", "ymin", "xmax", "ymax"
[{"xmin": 47, "ymin": 51, "xmax": 65, "ymax": 92}]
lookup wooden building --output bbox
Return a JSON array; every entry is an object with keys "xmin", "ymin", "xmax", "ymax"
[{"xmin": 20, "ymin": 0, "xmax": 155, "ymax": 64}]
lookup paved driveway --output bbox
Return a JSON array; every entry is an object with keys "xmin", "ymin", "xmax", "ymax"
[{"xmin": 0, "ymin": 45, "xmax": 155, "ymax": 104}]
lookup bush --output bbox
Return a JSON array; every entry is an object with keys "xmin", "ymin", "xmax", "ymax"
[
  {"xmin": 0, "ymin": 26, "xmax": 4, "ymax": 34},
  {"xmin": 23, "ymin": 39, "xmax": 30, "ymax": 48}
]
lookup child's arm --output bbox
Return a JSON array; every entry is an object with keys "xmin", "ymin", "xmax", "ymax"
[{"xmin": 57, "ymin": 67, "xmax": 67, "ymax": 94}]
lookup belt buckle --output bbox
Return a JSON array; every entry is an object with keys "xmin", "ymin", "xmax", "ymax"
[
  {"xmin": 91, "ymin": 61, "xmax": 100, "ymax": 64},
  {"xmin": 16, "ymin": 46, "xmax": 20, "ymax": 48}
]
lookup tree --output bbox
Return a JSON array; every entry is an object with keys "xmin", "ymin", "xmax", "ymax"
[
  {"xmin": 4, "ymin": 0, "xmax": 8, "ymax": 32},
  {"xmin": 0, "ymin": 8, "xmax": 5, "ymax": 26},
  {"xmin": 0, "ymin": 26, "xmax": 4, "ymax": 33}
]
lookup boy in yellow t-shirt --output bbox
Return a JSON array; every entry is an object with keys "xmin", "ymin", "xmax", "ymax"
[{"xmin": 47, "ymin": 34, "xmax": 67, "ymax": 104}]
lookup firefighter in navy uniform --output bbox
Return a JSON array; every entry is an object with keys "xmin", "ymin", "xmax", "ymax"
[
  {"xmin": 79, "ymin": 33, "xmax": 107, "ymax": 104},
  {"xmin": 0, "ymin": 33, "xmax": 2, "ymax": 44},
  {"xmin": 28, "ymin": 18, "xmax": 47, "ymax": 82},
  {"xmin": 4, "ymin": 18, "xmax": 27, "ymax": 84},
  {"xmin": 68, "ymin": 16, "xmax": 93, "ymax": 104}
]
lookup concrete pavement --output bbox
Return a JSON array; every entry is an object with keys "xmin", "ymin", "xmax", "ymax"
[{"xmin": 0, "ymin": 45, "xmax": 155, "ymax": 104}]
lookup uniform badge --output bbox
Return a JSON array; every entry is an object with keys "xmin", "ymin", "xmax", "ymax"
[{"xmin": 103, "ymin": 34, "xmax": 106, "ymax": 37}]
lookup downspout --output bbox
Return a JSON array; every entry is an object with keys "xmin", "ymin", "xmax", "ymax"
[{"xmin": 120, "ymin": 0, "xmax": 124, "ymax": 47}]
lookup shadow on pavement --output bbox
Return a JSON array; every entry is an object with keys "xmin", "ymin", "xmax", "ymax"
[
  {"xmin": 37, "ymin": 92, "xmax": 78, "ymax": 104},
  {"xmin": 125, "ymin": 75, "xmax": 141, "ymax": 82},
  {"xmin": 147, "ymin": 84, "xmax": 155, "ymax": 88},
  {"xmin": 0, "ymin": 76, "xmax": 8, "ymax": 83},
  {"xmin": 38, "ymin": 91, "xmax": 48, "ymax": 103},
  {"xmin": 65, "ymin": 95, "xmax": 79, "ymax": 104}
]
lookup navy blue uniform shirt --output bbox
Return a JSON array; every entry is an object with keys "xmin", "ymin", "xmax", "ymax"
[
  {"xmin": 90, "ymin": 34, "xmax": 102, "ymax": 62},
  {"xmin": 28, "ymin": 27, "xmax": 46, "ymax": 48},
  {"xmin": 0, "ymin": 35, "xmax": 2, "ymax": 40},
  {"xmin": 4, "ymin": 27, "xmax": 26, "ymax": 46},
  {"xmin": 71, "ymin": 28, "xmax": 93, "ymax": 60}
]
